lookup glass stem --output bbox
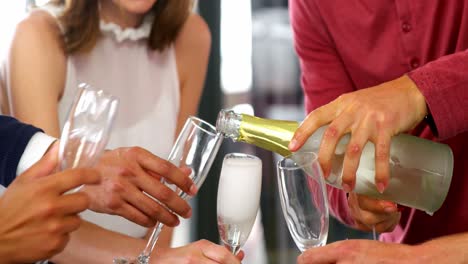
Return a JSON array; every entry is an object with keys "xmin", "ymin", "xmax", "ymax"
[{"xmin": 138, "ymin": 223, "xmax": 164, "ymax": 262}]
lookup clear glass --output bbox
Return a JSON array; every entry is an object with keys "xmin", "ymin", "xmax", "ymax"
[
  {"xmin": 217, "ymin": 153, "xmax": 262, "ymax": 255},
  {"xmin": 277, "ymin": 152, "xmax": 329, "ymax": 252},
  {"xmin": 59, "ymin": 83, "xmax": 118, "ymax": 192},
  {"xmin": 113, "ymin": 116, "xmax": 223, "ymax": 264}
]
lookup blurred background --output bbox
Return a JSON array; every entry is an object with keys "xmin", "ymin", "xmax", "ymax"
[{"xmin": 0, "ymin": 1, "xmax": 371, "ymax": 263}]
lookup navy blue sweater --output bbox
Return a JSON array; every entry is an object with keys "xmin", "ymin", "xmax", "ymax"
[{"xmin": 0, "ymin": 116, "xmax": 41, "ymax": 187}]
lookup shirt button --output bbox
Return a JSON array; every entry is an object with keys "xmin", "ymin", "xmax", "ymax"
[
  {"xmin": 410, "ymin": 57, "xmax": 420, "ymax": 69},
  {"xmin": 402, "ymin": 22, "xmax": 412, "ymax": 33}
]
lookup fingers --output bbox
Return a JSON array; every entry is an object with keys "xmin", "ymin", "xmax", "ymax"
[
  {"xmin": 317, "ymin": 114, "xmax": 352, "ymax": 178},
  {"xmin": 341, "ymin": 127, "xmax": 370, "ymax": 192},
  {"xmin": 236, "ymin": 250, "xmax": 245, "ymax": 261},
  {"xmin": 132, "ymin": 167, "xmax": 192, "ymax": 219},
  {"xmin": 135, "ymin": 148, "xmax": 197, "ymax": 196},
  {"xmin": 348, "ymin": 193, "xmax": 400, "ymax": 232},
  {"xmin": 125, "ymin": 184, "xmax": 181, "ymax": 226},
  {"xmin": 56, "ymin": 192, "xmax": 90, "ymax": 215},
  {"xmin": 372, "ymin": 134, "xmax": 392, "ymax": 193},
  {"xmin": 20, "ymin": 141, "xmax": 60, "ymax": 181},
  {"xmin": 199, "ymin": 241, "xmax": 240, "ymax": 264},
  {"xmin": 356, "ymin": 194, "xmax": 397, "ymax": 214},
  {"xmin": 116, "ymin": 203, "xmax": 155, "ymax": 227},
  {"xmin": 49, "ymin": 215, "xmax": 82, "ymax": 234},
  {"xmin": 52, "ymin": 168, "xmax": 101, "ymax": 194},
  {"xmin": 289, "ymin": 104, "xmax": 336, "ymax": 151},
  {"xmin": 298, "ymin": 242, "xmax": 339, "ymax": 264}
]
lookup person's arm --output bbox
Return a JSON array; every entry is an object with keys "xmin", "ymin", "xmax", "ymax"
[
  {"xmin": 0, "ymin": 115, "xmax": 42, "ymax": 186},
  {"xmin": 52, "ymin": 221, "xmax": 241, "ymax": 264},
  {"xmin": 0, "ymin": 144, "xmax": 100, "ymax": 264},
  {"xmin": 6, "ymin": 11, "xmax": 193, "ymax": 261},
  {"xmin": 297, "ymin": 232, "xmax": 468, "ymax": 264},
  {"xmin": 8, "ymin": 11, "xmax": 65, "ymax": 136},
  {"xmin": 408, "ymin": 51, "xmax": 468, "ymax": 139},
  {"xmin": 155, "ymin": 12, "xmax": 211, "ymax": 248},
  {"xmin": 289, "ymin": 0, "xmax": 356, "ymax": 227}
]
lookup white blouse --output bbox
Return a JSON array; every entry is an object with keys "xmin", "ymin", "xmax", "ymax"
[{"xmin": 51, "ymin": 8, "xmax": 180, "ymax": 238}]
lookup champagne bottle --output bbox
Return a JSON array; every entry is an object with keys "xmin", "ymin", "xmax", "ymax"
[{"xmin": 216, "ymin": 109, "xmax": 454, "ymax": 214}]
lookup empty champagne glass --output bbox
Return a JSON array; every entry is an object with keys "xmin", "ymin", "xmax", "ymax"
[
  {"xmin": 59, "ymin": 83, "xmax": 118, "ymax": 191},
  {"xmin": 114, "ymin": 116, "xmax": 223, "ymax": 264},
  {"xmin": 217, "ymin": 153, "xmax": 262, "ymax": 255},
  {"xmin": 277, "ymin": 151, "xmax": 329, "ymax": 252}
]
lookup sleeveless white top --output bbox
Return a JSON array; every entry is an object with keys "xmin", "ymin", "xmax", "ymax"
[{"xmin": 47, "ymin": 8, "xmax": 180, "ymax": 238}]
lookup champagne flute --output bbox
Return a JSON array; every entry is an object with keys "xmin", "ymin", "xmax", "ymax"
[
  {"xmin": 217, "ymin": 153, "xmax": 262, "ymax": 254},
  {"xmin": 277, "ymin": 151, "xmax": 329, "ymax": 252},
  {"xmin": 59, "ymin": 83, "xmax": 118, "ymax": 191},
  {"xmin": 113, "ymin": 116, "xmax": 223, "ymax": 264}
]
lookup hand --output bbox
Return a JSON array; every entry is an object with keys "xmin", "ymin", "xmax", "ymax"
[
  {"xmin": 297, "ymin": 239, "xmax": 414, "ymax": 264},
  {"xmin": 0, "ymin": 143, "xmax": 100, "ymax": 263},
  {"xmin": 289, "ymin": 75, "xmax": 427, "ymax": 192},
  {"xmin": 347, "ymin": 193, "xmax": 400, "ymax": 233},
  {"xmin": 81, "ymin": 146, "xmax": 197, "ymax": 227},
  {"xmin": 152, "ymin": 239, "xmax": 244, "ymax": 264}
]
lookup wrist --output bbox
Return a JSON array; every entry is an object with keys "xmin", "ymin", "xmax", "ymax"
[{"xmin": 401, "ymin": 75, "xmax": 428, "ymax": 123}]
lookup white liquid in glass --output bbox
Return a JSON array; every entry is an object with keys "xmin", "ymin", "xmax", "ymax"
[{"xmin": 217, "ymin": 156, "xmax": 262, "ymax": 253}]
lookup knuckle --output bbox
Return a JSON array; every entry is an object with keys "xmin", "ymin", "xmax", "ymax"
[
  {"xmin": 107, "ymin": 178, "xmax": 126, "ymax": 193},
  {"xmin": 375, "ymin": 144, "xmax": 389, "ymax": 162},
  {"xmin": 361, "ymin": 214, "xmax": 374, "ymax": 225},
  {"xmin": 115, "ymin": 166, "xmax": 133, "ymax": 177},
  {"xmin": 74, "ymin": 196, "xmax": 90, "ymax": 212},
  {"xmin": 324, "ymin": 126, "xmax": 339, "ymax": 139},
  {"xmin": 337, "ymin": 241, "xmax": 359, "ymax": 260},
  {"xmin": 127, "ymin": 146, "xmax": 143, "ymax": 156},
  {"xmin": 198, "ymin": 239, "xmax": 209, "ymax": 247},
  {"xmin": 184, "ymin": 255, "xmax": 198, "ymax": 264},
  {"xmin": 105, "ymin": 196, "xmax": 122, "ymax": 211},
  {"xmin": 70, "ymin": 216, "xmax": 82, "ymax": 230},
  {"xmin": 47, "ymin": 235, "xmax": 68, "ymax": 255},
  {"xmin": 39, "ymin": 201, "xmax": 57, "ymax": 218},
  {"xmin": 157, "ymin": 186, "xmax": 174, "ymax": 203},
  {"xmin": 47, "ymin": 219, "xmax": 66, "ymax": 234},
  {"xmin": 346, "ymin": 143, "xmax": 362, "ymax": 158},
  {"xmin": 158, "ymin": 160, "xmax": 172, "ymax": 174}
]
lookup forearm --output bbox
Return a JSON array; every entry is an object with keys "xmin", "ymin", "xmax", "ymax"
[
  {"xmin": 408, "ymin": 51, "xmax": 468, "ymax": 139},
  {"xmin": 51, "ymin": 221, "xmax": 148, "ymax": 264},
  {"xmin": 153, "ymin": 226, "xmax": 173, "ymax": 248}
]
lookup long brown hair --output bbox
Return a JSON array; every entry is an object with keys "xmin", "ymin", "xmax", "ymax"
[{"xmin": 52, "ymin": 0, "xmax": 191, "ymax": 54}]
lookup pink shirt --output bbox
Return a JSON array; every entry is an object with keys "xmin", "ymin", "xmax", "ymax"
[{"xmin": 290, "ymin": 0, "xmax": 468, "ymax": 244}]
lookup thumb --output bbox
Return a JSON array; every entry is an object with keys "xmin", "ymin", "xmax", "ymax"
[{"xmin": 20, "ymin": 141, "xmax": 59, "ymax": 181}]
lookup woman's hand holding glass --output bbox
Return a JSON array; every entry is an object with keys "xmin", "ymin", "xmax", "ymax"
[
  {"xmin": 114, "ymin": 116, "xmax": 224, "ymax": 264},
  {"xmin": 82, "ymin": 146, "xmax": 197, "ymax": 227}
]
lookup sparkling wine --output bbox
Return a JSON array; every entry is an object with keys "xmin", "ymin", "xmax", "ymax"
[{"xmin": 217, "ymin": 154, "xmax": 262, "ymax": 253}]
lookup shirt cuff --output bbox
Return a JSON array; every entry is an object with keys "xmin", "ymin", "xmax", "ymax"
[
  {"xmin": 16, "ymin": 133, "xmax": 57, "ymax": 176},
  {"xmin": 0, "ymin": 185, "xmax": 5, "ymax": 196}
]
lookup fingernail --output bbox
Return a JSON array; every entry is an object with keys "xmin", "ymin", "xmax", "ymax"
[
  {"xmin": 376, "ymin": 182, "xmax": 386, "ymax": 193},
  {"xmin": 384, "ymin": 206, "xmax": 397, "ymax": 213},
  {"xmin": 342, "ymin": 183, "xmax": 352, "ymax": 193},
  {"xmin": 186, "ymin": 208, "xmax": 192, "ymax": 218},
  {"xmin": 189, "ymin": 184, "xmax": 198, "ymax": 195},
  {"xmin": 288, "ymin": 139, "xmax": 298, "ymax": 150}
]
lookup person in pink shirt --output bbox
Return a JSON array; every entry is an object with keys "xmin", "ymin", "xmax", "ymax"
[{"xmin": 288, "ymin": 0, "xmax": 468, "ymax": 262}]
